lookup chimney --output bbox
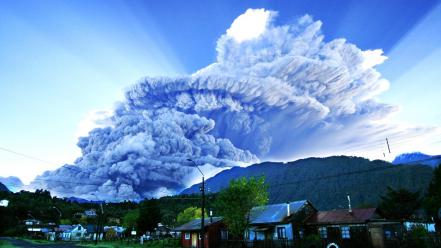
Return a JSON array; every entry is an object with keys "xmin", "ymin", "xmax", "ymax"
[
  {"xmin": 286, "ymin": 202, "xmax": 290, "ymax": 217},
  {"xmin": 347, "ymin": 193, "xmax": 352, "ymax": 214}
]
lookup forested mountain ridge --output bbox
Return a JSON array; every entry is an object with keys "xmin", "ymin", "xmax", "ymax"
[{"xmin": 181, "ymin": 156, "xmax": 434, "ymax": 210}]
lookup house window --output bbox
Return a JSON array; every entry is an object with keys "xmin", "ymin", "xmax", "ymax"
[
  {"xmin": 184, "ymin": 232, "xmax": 190, "ymax": 240},
  {"xmin": 384, "ymin": 230, "xmax": 392, "ymax": 239},
  {"xmin": 341, "ymin": 226, "xmax": 350, "ymax": 239},
  {"xmin": 221, "ymin": 230, "xmax": 228, "ymax": 240},
  {"xmin": 277, "ymin": 227, "xmax": 286, "ymax": 239},
  {"xmin": 318, "ymin": 227, "xmax": 327, "ymax": 239},
  {"xmin": 298, "ymin": 229, "xmax": 304, "ymax": 239}
]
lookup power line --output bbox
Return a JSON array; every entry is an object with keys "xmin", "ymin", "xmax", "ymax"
[
  {"xmin": 2, "ymin": 134, "xmax": 440, "ymax": 197},
  {"xmin": 0, "ymin": 145, "xmax": 110, "ymax": 181},
  {"xmin": 0, "ymin": 146, "xmax": 55, "ymax": 165}
]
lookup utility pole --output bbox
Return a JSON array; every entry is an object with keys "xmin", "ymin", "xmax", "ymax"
[
  {"xmin": 187, "ymin": 159, "xmax": 205, "ymax": 248},
  {"xmin": 95, "ymin": 207, "xmax": 100, "ymax": 245},
  {"xmin": 91, "ymin": 193, "xmax": 104, "ymax": 246},
  {"xmin": 201, "ymin": 175, "xmax": 205, "ymax": 248},
  {"xmin": 386, "ymin": 138, "xmax": 391, "ymax": 154}
]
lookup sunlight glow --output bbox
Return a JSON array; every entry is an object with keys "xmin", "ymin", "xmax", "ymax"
[{"xmin": 226, "ymin": 8, "xmax": 273, "ymax": 42}]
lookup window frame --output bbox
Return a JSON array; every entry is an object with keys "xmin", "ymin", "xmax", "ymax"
[
  {"xmin": 184, "ymin": 232, "xmax": 190, "ymax": 240},
  {"xmin": 318, "ymin": 227, "xmax": 328, "ymax": 239},
  {"xmin": 341, "ymin": 226, "xmax": 350, "ymax": 239},
  {"xmin": 221, "ymin": 229, "xmax": 229, "ymax": 240},
  {"xmin": 277, "ymin": 227, "xmax": 286, "ymax": 239}
]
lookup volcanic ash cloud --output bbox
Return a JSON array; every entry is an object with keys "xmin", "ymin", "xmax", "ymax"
[{"xmin": 30, "ymin": 9, "xmax": 430, "ymax": 201}]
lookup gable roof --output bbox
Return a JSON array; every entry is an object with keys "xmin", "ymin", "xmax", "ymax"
[
  {"xmin": 56, "ymin": 225, "xmax": 73, "ymax": 232},
  {"xmin": 307, "ymin": 208, "xmax": 378, "ymax": 225},
  {"xmin": 250, "ymin": 200, "xmax": 310, "ymax": 225},
  {"xmin": 175, "ymin": 217, "xmax": 223, "ymax": 231}
]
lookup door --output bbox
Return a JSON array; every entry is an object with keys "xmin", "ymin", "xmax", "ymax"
[{"xmin": 191, "ymin": 232, "xmax": 198, "ymax": 248}]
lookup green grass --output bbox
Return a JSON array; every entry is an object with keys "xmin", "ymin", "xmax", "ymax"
[
  {"xmin": 79, "ymin": 241, "xmax": 147, "ymax": 248},
  {"xmin": 79, "ymin": 239, "xmax": 180, "ymax": 248},
  {"xmin": 0, "ymin": 240, "xmax": 18, "ymax": 248},
  {"xmin": 17, "ymin": 237, "xmax": 55, "ymax": 245}
]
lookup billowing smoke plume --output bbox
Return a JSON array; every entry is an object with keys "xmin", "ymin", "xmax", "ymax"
[{"xmin": 30, "ymin": 9, "xmax": 432, "ymax": 201}]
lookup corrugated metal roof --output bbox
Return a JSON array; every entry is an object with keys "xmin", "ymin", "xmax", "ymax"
[
  {"xmin": 175, "ymin": 217, "xmax": 223, "ymax": 231},
  {"xmin": 307, "ymin": 208, "xmax": 377, "ymax": 225},
  {"xmin": 250, "ymin": 200, "xmax": 308, "ymax": 225}
]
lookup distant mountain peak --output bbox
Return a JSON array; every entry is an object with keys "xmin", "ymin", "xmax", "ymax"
[
  {"xmin": 64, "ymin": 196, "xmax": 104, "ymax": 204},
  {"xmin": 392, "ymin": 152, "xmax": 441, "ymax": 168}
]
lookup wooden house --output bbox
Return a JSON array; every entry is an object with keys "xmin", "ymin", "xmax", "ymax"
[
  {"xmin": 305, "ymin": 208, "xmax": 401, "ymax": 248},
  {"xmin": 175, "ymin": 217, "xmax": 228, "ymax": 248},
  {"xmin": 246, "ymin": 200, "xmax": 316, "ymax": 243}
]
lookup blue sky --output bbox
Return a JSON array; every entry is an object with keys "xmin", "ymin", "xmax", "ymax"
[{"xmin": 1, "ymin": 0, "xmax": 440, "ymax": 183}]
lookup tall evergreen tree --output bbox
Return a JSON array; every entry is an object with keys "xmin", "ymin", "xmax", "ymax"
[
  {"xmin": 424, "ymin": 164, "xmax": 441, "ymax": 232},
  {"xmin": 379, "ymin": 187, "xmax": 421, "ymax": 221},
  {"xmin": 137, "ymin": 199, "xmax": 161, "ymax": 233}
]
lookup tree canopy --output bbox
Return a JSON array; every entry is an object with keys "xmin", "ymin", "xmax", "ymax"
[
  {"xmin": 176, "ymin": 207, "xmax": 206, "ymax": 226},
  {"xmin": 379, "ymin": 187, "xmax": 421, "ymax": 221},
  {"xmin": 424, "ymin": 164, "xmax": 441, "ymax": 231},
  {"xmin": 137, "ymin": 199, "xmax": 161, "ymax": 233},
  {"xmin": 215, "ymin": 176, "xmax": 268, "ymax": 238},
  {"xmin": 122, "ymin": 209, "xmax": 139, "ymax": 229}
]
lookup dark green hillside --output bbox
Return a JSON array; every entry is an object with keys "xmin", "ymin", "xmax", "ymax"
[
  {"xmin": 182, "ymin": 156, "xmax": 433, "ymax": 210},
  {"xmin": 0, "ymin": 182, "xmax": 9, "ymax": 192}
]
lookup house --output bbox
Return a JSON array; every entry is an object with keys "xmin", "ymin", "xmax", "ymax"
[
  {"xmin": 155, "ymin": 223, "xmax": 172, "ymax": 237},
  {"xmin": 107, "ymin": 217, "xmax": 121, "ymax": 225},
  {"xmin": 305, "ymin": 208, "xmax": 401, "ymax": 248},
  {"xmin": 60, "ymin": 224, "xmax": 87, "ymax": 241},
  {"xmin": 175, "ymin": 217, "xmax": 228, "ymax": 248},
  {"xmin": 84, "ymin": 209, "xmax": 97, "ymax": 217},
  {"xmin": 246, "ymin": 200, "xmax": 316, "ymax": 242},
  {"xmin": 103, "ymin": 226, "xmax": 126, "ymax": 239},
  {"xmin": 24, "ymin": 219, "xmax": 42, "ymax": 226},
  {"xmin": 55, "ymin": 225, "xmax": 73, "ymax": 233}
]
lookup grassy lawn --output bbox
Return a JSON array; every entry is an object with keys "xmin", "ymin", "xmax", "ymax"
[
  {"xmin": 0, "ymin": 240, "xmax": 18, "ymax": 248},
  {"xmin": 79, "ymin": 239, "xmax": 180, "ymax": 248},
  {"xmin": 17, "ymin": 237, "xmax": 55, "ymax": 244}
]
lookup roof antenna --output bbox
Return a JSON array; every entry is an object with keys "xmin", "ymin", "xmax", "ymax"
[{"xmin": 347, "ymin": 193, "xmax": 352, "ymax": 214}]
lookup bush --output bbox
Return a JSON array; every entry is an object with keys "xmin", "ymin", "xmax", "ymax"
[{"xmin": 404, "ymin": 224, "xmax": 430, "ymax": 248}]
